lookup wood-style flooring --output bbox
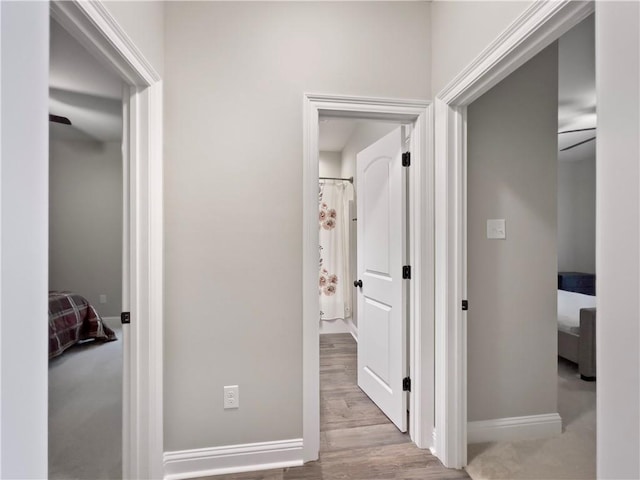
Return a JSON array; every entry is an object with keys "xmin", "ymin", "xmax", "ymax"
[{"xmin": 199, "ymin": 333, "xmax": 469, "ymax": 480}]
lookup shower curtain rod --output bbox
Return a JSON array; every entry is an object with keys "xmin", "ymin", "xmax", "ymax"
[{"xmin": 319, "ymin": 176, "xmax": 353, "ymax": 184}]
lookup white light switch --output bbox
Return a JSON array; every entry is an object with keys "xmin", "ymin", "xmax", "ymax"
[{"xmin": 487, "ymin": 219, "xmax": 506, "ymax": 239}]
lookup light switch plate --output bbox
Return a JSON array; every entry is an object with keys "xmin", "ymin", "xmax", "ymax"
[{"xmin": 487, "ymin": 219, "xmax": 506, "ymax": 239}]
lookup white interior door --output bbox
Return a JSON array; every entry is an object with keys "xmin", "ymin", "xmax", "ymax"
[
  {"xmin": 121, "ymin": 86, "xmax": 131, "ymax": 475},
  {"xmin": 355, "ymin": 126, "xmax": 407, "ymax": 432}
]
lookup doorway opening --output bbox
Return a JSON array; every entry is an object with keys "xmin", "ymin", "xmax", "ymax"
[
  {"xmin": 48, "ymin": 16, "xmax": 125, "ymax": 478},
  {"xmin": 317, "ymin": 118, "xmax": 410, "ymax": 451},
  {"xmin": 433, "ymin": 0, "xmax": 595, "ymax": 469},
  {"xmin": 464, "ymin": 14, "xmax": 596, "ymax": 479},
  {"xmin": 302, "ymin": 95, "xmax": 434, "ymax": 462},
  {"xmin": 49, "ymin": 1, "xmax": 164, "ymax": 478}
]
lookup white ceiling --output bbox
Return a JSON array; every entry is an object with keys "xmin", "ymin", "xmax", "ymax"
[
  {"xmin": 319, "ymin": 118, "xmax": 360, "ymax": 152},
  {"xmin": 319, "ymin": 117, "xmax": 404, "ymax": 152},
  {"xmin": 558, "ymin": 14, "xmax": 595, "ymax": 162},
  {"xmin": 558, "ymin": 128, "xmax": 596, "ymax": 162},
  {"xmin": 49, "ymin": 19, "xmax": 124, "ymax": 142}
]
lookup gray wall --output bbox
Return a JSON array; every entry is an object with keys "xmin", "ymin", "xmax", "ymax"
[
  {"xmin": 164, "ymin": 1, "xmax": 430, "ymax": 451},
  {"xmin": 49, "ymin": 139, "xmax": 122, "ymax": 317},
  {"xmin": 430, "ymin": 1, "xmax": 534, "ymax": 95},
  {"xmin": 103, "ymin": 1, "xmax": 164, "ymax": 76},
  {"xmin": 467, "ymin": 44, "xmax": 558, "ymax": 422},
  {"xmin": 318, "ymin": 151, "xmax": 342, "ymax": 178},
  {"xmin": 558, "ymin": 157, "xmax": 596, "ymax": 274}
]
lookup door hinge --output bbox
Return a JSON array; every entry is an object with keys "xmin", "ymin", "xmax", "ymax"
[
  {"xmin": 462, "ymin": 300, "xmax": 468, "ymax": 311},
  {"xmin": 402, "ymin": 152, "xmax": 411, "ymax": 167},
  {"xmin": 402, "ymin": 265, "xmax": 411, "ymax": 279},
  {"xmin": 121, "ymin": 312, "xmax": 131, "ymax": 324},
  {"xmin": 403, "ymin": 377, "xmax": 411, "ymax": 392}
]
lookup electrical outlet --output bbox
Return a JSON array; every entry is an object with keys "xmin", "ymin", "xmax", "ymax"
[
  {"xmin": 223, "ymin": 385, "xmax": 239, "ymax": 409},
  {"xmin": 99, "ymin": 294, "xmax": 107, "ymax": 304}
]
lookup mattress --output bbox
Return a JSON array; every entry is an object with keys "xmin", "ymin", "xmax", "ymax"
[{"xmin": 557, "ymin": 289, "xmax": 597, "ymax": 334}]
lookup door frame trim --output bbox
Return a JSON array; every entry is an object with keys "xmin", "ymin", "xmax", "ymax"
[
  {"xmin": 433, "ymin": 0, "xmax": 595, "ymax": 468},
  {"xmin": 302, "ymin": 94, "xmax": 434, "ymax": 461},
  {"xmin": 50, "ymin": 2, "xmax": 164, "ymax": 478}
]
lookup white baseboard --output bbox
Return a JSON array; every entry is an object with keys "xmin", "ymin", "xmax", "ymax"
[
  {"xmin": 467, "ymin": 413, "xmax": 562, "ymax": 444},
  {"xmin": 319, "ymin": 317, "xmax": 350, "ymax": 334},
  {"xmin": 101, "ymin": 316, "xmax": 121, "ymax": 330},
  {"xmin": 347, "ymin": 318, "xmax": 358, "ymax": 342},
  {"xmin": 318, "ymin": 317, "xmax": 358, "ymax": 340},
  {"xmin": 163, "ymin": 439, "xmax": 303, "ymax": 480},
  {"xmin": 429, "ymin": 428, "xmax": 437, "ymax": 456}
]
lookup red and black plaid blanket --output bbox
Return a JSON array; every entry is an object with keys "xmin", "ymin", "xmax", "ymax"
[{"xmin": 49, "ymin": 291, "xmax": 117, "ymax": 359}]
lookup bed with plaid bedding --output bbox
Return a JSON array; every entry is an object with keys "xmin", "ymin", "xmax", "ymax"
[{"xmin": 49, "ymin": 291, "xmax": 117, "ymax": 359}]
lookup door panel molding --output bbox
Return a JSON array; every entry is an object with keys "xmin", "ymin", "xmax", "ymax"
[
  {"xmin": 302, "ymin": 94, "xmax": 433, "ymax": 461},
  {"xmin": 356, "ymin": 127, "xmax": 407, "ymax": 431}
]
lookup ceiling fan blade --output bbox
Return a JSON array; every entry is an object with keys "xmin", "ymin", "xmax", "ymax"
[
  {"xmin": 560, "ymin": 136, "xmax": 596, "ymax": 152},
  {"xmin": 49, "ymin": 114, "xmax": 72, "ymax": 126},
  {"xmin": 558, "ymin": 127, "xmax": 596, "ymax": 135}
]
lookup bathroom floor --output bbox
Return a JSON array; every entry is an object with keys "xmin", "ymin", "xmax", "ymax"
[{"xmin": 201, "ymin": 333, "xmax": 468, "ymax": 480}]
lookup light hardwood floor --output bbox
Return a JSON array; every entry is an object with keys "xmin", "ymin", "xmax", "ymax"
[{"xmin": 201, "ymin": 333, "xmax": 469, "ymax": 480}]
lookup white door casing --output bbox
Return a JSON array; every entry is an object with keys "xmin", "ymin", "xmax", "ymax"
[
  {"xmin": 303, "ymin": 94, "xmax": 432, "ymax": 462},
  {"xmin": 356, "ymin": 127, "xmax": 407, "ymax": 432},
  {"xmin": 433, "ymin": 0, "xmax": 595, "ymax": 469},
  {"xmin": 50, "ymin": 2, "xmax": 164, "ymax": 478}
]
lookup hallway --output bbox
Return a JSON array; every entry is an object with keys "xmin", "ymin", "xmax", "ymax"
[{"xmin": 203, "ymin": 334, "xmax": 468, "ymax": 479}]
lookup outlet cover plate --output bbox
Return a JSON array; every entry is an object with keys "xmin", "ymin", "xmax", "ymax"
[{"xmin": 224, "ymin": 385, "xmax": 239, "ymax": 409}]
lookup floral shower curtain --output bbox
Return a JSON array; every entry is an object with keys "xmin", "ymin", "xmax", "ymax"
[{"xmin": 319, "ymin": 180, "xmax": 353, "ymax": 321}]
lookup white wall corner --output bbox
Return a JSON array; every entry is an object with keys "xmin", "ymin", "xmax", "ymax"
[
  {"xmin": 429, "ymin": 428, "xmax": 437, "ymax": 457},
  {"xmin": 163, "ymin": 439, "xmax": 304, "ymax": 480},
  {"xmin": 467, "ymin": 413, "xmax": 562, "ymax": 444},
  {"xmin": 347, "ymin": 318, "xmax": 358, "ymax": 342}
]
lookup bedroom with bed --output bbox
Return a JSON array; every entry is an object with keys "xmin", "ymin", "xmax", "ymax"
[
  {"xmin": 556, "ymin": 109, "xmax": 597, "ymax": 384},
  {"xmin": 553, "ymin": 11, "xmax": 598, "ymax": 474},
  {"xmin": 557, "ymin": 273, "xmax": 596, "ymax": 380},
  {"xmin": 464, "ymin": 15, "xmax": 597, "ymax": 480},
  {"xmin": 555, "ymin": 16, "xmax": 598, "ymax": 386},
  {"xmin": 48, "ymin": 18, "xmax": 125, "ymax": 480}
]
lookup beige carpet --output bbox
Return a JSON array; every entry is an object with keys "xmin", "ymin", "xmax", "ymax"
[
  {"xmin": 49, "ymin": 320, "xmax": 122, "ymax": 480},
  {"xmin": 465, "ymin": 358, "xmax": 596, "ymax": 480}
]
